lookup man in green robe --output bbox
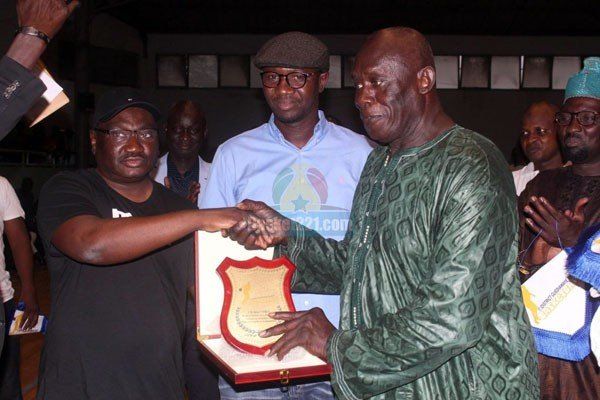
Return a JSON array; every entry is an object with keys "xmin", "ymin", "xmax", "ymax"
[{"xmin": 228, "ymin": 27, "xmax": 540, "ymax": 399}]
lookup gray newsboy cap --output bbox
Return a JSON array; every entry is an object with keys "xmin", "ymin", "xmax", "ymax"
[{"xmin": 254, "ymin": 31, "xmax": 330, "ymax": 72}]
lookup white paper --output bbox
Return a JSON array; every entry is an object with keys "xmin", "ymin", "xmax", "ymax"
[
  {"xmin": 9, "ymin": 310, "xmax": 44, "ymax": 335},
  {"xmin": 26, "ymin": 62, "xmax": 69, "ymax": 126},
  {"xmin": 36, "ymin": 65, "xmax": 64, "ymax": 103},
  {"xmin": 196, "ymin": 231, "xmax": 274, "ymax": 337},
  {"xmin": 521, "ymin": 251, "xmax": 587, "ymax": 335}
]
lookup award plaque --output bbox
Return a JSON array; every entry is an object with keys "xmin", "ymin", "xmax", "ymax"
[
  {"xmin": 217, "ymin": 257, "xmax": 296, "ymax": 355},
  {"xmin": 195, "ymin": 231, "xmax": 332, "ymax": 386}
]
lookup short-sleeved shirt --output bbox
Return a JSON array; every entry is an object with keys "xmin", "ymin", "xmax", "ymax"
[
  {"xmin": 0, "ymin": 176, "xmax": 25, "ymax": 303},
  {"xmin": 36, "ymin": 169, "xmax": 196, "ymax": 400}
]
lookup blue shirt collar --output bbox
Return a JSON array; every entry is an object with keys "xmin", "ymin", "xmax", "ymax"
[{"xmin": 267, "ymin": 110, "xmax": 328, "ymax": 150}]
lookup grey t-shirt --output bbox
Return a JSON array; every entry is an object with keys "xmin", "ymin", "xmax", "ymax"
[{"xmin": 37, "ymin": 169, "xmax": 196, "ymax": 400}]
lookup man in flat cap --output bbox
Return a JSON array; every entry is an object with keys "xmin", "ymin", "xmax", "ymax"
[
  {"xmin": 228, "ymin": 27, "xmax": 539, "ymax": 399},
  {"xmin": 200, "ymin": 31, "xmax": 373, "ymax": 399},
  {"xmin": 520, "ymin": 57, "xmax": 600, "ymax": 399},
  {"xmin": 36, "ymin": 88, "xmax": 260, "ymax": 400}
]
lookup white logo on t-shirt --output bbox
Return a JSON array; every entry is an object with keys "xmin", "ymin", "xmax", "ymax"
[{"xmin": 112, "ymin": 208, "xmax": 132, "ymax": 218}]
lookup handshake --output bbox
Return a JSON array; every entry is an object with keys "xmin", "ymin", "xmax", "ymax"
[
  {"xmin": 202, "ymin": 200, "xmax": 336, "ymax": 361},
  {"xmin": 203, "ymin": 200, "xmax": 292, "ymax": 250}
]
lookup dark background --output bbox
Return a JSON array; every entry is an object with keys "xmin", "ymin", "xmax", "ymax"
[{"xmin": 1, "ymin": 0, "xmax": 600, "ymax": 192}]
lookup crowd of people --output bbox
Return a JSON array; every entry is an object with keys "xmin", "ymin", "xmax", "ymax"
[{"xmin": 0, "ymin": 0, "xmax": 599, "ymax": 399}]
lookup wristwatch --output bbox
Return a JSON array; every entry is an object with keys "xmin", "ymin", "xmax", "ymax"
[{"xmin": 15, "ymin": 26, "xmax": 51, "ymax": 45}]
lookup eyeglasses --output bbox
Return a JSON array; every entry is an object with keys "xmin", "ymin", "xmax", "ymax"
[
  {"xmin": 260, "ymin": 71, "xmax": 314, "ymax": 89},
  {"xmin": 555, "ymin": 111, "xmax": 600, "ymax": 126},
  {"xmin": 95, "ymin": 128, "xmax": 158, "ymax": 143}
]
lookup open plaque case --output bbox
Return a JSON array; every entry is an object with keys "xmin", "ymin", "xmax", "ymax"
[{"xmin": 195, "ymin": 231, "xmax": 332, "ymax": 386}]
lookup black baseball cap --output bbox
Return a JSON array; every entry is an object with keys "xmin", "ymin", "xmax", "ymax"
[{"xmin": 91, "ymin": 87, "xmax": 161, "ymax": 128}]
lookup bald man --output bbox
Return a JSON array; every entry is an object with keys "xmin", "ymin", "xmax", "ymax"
[
  {"xmin": 153, "ymin": 100, "xmax": 217, "ymax": 399},
  {"xmin": 228, "ymin": 27, "xmax": 539, "ymax": 399},
  {"xmin": 513, "ymin": 101, "xmax": 563, "ymax": 195},
  {"xmin": 153, "ymin": 100, "xmax": 210, "ymax": 206}
]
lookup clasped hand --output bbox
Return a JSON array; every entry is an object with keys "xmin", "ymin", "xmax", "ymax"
[
  {"xmin": 524, "ymin": 196, "xmax": 588, "ymax": 248},
  {"xmin": 221, "ymin": 199, "xmax": 291, "ymax": 249},
  {"xmin": 221, "ymin": 200, "xmax": 335, "ymax": 361}
]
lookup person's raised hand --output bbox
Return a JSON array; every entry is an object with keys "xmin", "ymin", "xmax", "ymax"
[
  {"xmin": 224, "ymin": 200, "xmax": 291, "ymax": 249},
  {"xmin": 165, "ymin": 177, "xmax": 200, "ymax": 204},
  {"xmin": 17, "ymin": 0, "xmax": 79, "ymax": 40},
  {"xmin": 524, "ymin": 196, "xmax": 588, "ymax": 248},
  {"xmin": 259, "ymin": 308, "xmax": 335, "ymax": 361},
  {"xmin": 187, "ymin": 181, "xmax": 200, "ymax": 204}
]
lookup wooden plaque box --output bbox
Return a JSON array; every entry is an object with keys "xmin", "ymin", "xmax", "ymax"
[{"xmin": 194, "ymin": 231, "xmax": 332, "ymax": 386}]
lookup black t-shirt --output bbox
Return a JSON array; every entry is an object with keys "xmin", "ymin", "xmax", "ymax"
[{"xmin": 37, "ymin": 169, "xmax": 196, "ymax": 400}]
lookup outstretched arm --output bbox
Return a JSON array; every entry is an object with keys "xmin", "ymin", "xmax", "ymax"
[
  {"xmin": 38, "ymin": 173, "xmax": 264, "ymax": 266},
  {"xmin": 51, "ymin": 208, "xmax": 258, "ymax": 265}
]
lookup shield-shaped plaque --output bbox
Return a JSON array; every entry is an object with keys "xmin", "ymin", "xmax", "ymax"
[{"xmin": 217, "ymin": 256, "xmax": 296, "ymax": 355}]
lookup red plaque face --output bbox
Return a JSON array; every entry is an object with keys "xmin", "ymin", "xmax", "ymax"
[{"xmin": 217, "ymin": 256, "xmax": 296, "ymax": 355}]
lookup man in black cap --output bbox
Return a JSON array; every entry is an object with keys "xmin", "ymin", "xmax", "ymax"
[
  {"xmin": 36, "ymin": 88, "xmax": 261, "ymax": 400},
  {"xmin": 201, "ymin": 31, "xmax": 373, "ymax": 400}
]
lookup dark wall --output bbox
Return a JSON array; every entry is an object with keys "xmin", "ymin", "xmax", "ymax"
[
  {"xmin": 142, "ymin": 34, "xmax": 598, "ymax": 162},
  {"xmin": 439, "ymin": 89, "xmax": 565, "ymax": 159},
  {"xmin": 147, "ymin": 86, "xmax": 565, "ymax": 163},
  {"xmin": 148, "ymin": 88, "xmax": 367, "ymax": 161}
]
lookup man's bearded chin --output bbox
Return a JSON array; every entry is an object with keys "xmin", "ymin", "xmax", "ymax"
[{"xmin": 563, "ymin": 145, "xmax": 590, "ymax": 163}]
